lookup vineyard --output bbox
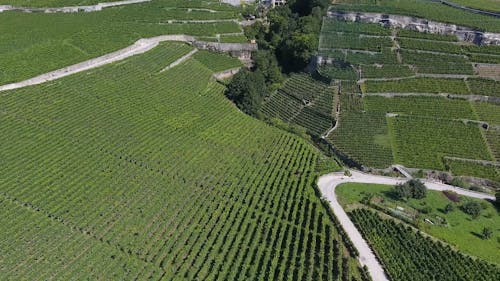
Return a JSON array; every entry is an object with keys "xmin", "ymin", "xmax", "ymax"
[
  {"xmin": 388, "ymin": 116, "xmax": 493, "ymax": 170},
  {"xmin": 333, "ymin": 0, "xmax": 500, "ymax": 32},
  {"xmin": 0, "ymin": 43, "xmax": 351, "ymax": 280},
  {"xmin": 336, "ymin": 183, "xmax": 500, "ymax": 265},
  {"xmin": 349, "ymin": 208, "xmax": 500, "ymax": 280},
  {"xmin": 0, "ymin": 0, "xmax": 243, "ymax": 85},
  {"xmin": 262, "ymin": 74, "xmax": 336, "ymax": 137},
  {"xmin": 319, "ymin": 7, "xmax": 500, "ymax": 178}
]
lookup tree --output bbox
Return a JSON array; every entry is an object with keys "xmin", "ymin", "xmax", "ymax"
[
  {"xmin": 252, "ymin": 50, "xmax": 282, "ymax": 87},
  {"xmin": 410, "ymin": 179, "xmax": 427, "ymax": 199},
  {"xmin": 394, "ymin": 183, "xmax": 412, "ymax": 200},
  {"xmin": 444, "ymin": 203, "xmax": 454, "ymax": 213},
  {"xmin": 496, "ymin": 190, "xmax": 500, "ymax": 205},
  {"xmin": 462, "ymin": 201, "xmax": 482, "ymax": 218},
  {"xmin": 225, "ymin": 70, "xmax": 267, "ymax": 117},
  {"xmin": 393, "ymin": 179, "xmax": 427, "ymax": 200},
  {"xmin": 481, "ymin": 227, "xmax": 492, "ymax": 240}
]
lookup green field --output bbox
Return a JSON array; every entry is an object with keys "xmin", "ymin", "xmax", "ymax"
[
  {"xmin": 0, "ymin": 0, "xmax": 114, "ymax": 6},
  {"xmin": 336, "ymin": 183, "xmax": 500, "ymax": 265},
  {"xmin": 350, "ymin": 208, "xmax": 500, "ymax": 280},
  {"xmin": 388, "ymin": 116, "xmax": 493, "ymax": 170},
  {"xmin": 0, "ymin": 43, "xmax": 347, "ymax": 280},
  {"xmin": 262, "ymin": 73, "xmax": 336, "ymax": 136},
  {"xmin": 0, "ymin": 0, "xmax": 242, "ymax": 85}
]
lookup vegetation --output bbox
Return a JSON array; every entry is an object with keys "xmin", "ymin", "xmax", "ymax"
[
  {"xmin": 336, "ymin": 183, "xmax": 500, "ymax": 264},
  {"xmin": 193, "ymin": 50, "xmax": 242, "ymax": 72},
  {"xmin": 388, "ymin": 116, "xmax": 493, "ymax": 170},
  {"xmin": 364, "ymin": 77, "xmax": 469, "ymax": 94},
  {"xmin": 0, "ymin": 0, "xmax": 243, "ymax": 84},
  {"xmin": 333, "ymin": 0, "xmax": 500, "ymax": 32},
  {"xmin": 329, "ymin": 111, "xmax": 393, "ymax": 168},
  {"xmin": 360, "ymin": 64, "xmax": 414, "ymax": 79},
  {"xmin": 349, "ymin": 208, "xmax": 500, "ymax": 280},
  {"xmin": 363, "ymin": 96, "xmax": 476, "ymax": 119},
  {"xmin": 0, "ymin": 43, "xmax": 346, "ymax": 280},
  {"xmin": 400, "ymin": 50, "xmax": 473, "ymax": 74},
  {"xmin": 394, "ymin": 179, "xmax": 427, "ymax": 200},
  {"xmin": 261, "ymin": 73, "xmax": 335, "ymax": 136}
]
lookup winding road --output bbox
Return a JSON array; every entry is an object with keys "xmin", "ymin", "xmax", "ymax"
[{"xmin": 318, "ymin": 170, "xmax": 495, "ymax": 281}]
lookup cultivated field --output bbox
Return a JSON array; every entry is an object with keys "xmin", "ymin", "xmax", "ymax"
[
  {"xmin": 319, "ymin": 15, "xmax": 500, "ymax": 181},
  {"xmin": 0, "ymin": 0, "xmax": 243, "ymax": 84},
  {"xmin": 0, "ymin": 42, "xmax": 352, "ymax": 280},
  {"xmin": 336, "ymin": 183, "xmax": 500, "ymax": 265}
]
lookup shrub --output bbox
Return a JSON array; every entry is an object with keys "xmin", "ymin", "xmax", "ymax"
[
  {"xmin": 443, "ymin": 190, "xmax": 460, "ymax": 203},
  {"xmin": 461, "ymin": 201, "xmax": 483, "ymax": 218}
]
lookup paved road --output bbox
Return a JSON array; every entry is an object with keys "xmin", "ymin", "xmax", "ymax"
[{"xmin": 318, "ymin": 170, "xmax": 495, "ymax": 281}]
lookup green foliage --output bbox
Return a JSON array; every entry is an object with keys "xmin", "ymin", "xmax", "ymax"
[
  {"xmin": 364, "ymin": 77, "xmax": 469, "ymax": 94},
  {"xmin": 467, "ymin": 78, "xmax": 500, "ymax": 97},
  {"xmin": 388, "ymin": 116, "xmax": 493, "ymax": 170},
  {"xmin": 329, "ymin": 111, "xmax": 393, "ymax": 168},
  {"xmin": 0, "ymin": 0, "xmax": 242, "ymax": 84},
  {"xmin": 394, "ymin": 179, "xmax": 427, "ymax": 200},
  {"xmin": 319, "ymin": 33, "xmax": 392, "ymax": 52},
  {"xmin": 482, "ymin": 227, "xmax": 493, "ymax": 240},
  {"xmin": 225, "ymin": 69, "xmax": 267, "ymax": 116},
  {"xmin": 397, "ymin": 29, "xmax": 458, "ymax": 42},
  {"xmin": 193, "ymin": 50, "xmax": 242, "ymax": 72},
  {"xmin": 360, "ymin": 64, "xmax": 414, "ymax": 79},
  {"xmin": 401, "ymin": 50, "xmax": 474, "ymax": 74},
  {"xmin": 462, "ymin": 201, "xmax": 483, "ymax": 218},
  {"xmin": 363, "ymin": 96, "xmax": 476, "ymax": 119},
  {"xmin": 333, "ymin": 0, "xmax": 500, "ymax": 32},
  {"xmin": 349, "ymin": 208, "xmax": 500, "ymax": 280},
  {"xmin": 0, "ymin": 43, "xmax": 344, "ymax": 280},
  {"xmin": 262, "ymin": 73, "xmax": 335, "ymax": 136},
  {"xmin": 445, "ymin": 203, "xmax": 455, "ymax": 213},
  {"xmin": 318, "ymin": 62, "xmax": 358, "ymax": 80}
]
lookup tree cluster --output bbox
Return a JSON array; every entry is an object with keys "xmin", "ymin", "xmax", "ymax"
[
  {"xmin": 245, "ymin": 0, "xmax": 330, "ymax": 72},
  {"xmin": 394, "ymin": 179, "xmax": 427, "ymax": 200}
]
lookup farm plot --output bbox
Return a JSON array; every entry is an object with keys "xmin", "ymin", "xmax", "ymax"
[
  {"xmin": 332, "ymin": 0, "xmax": 500, "ymax": 32},
  {"xmin": 349, "ymin": 208, "xmax": 500, "ymax": 280},
  {"xmin": 360, "ymin": 64, "xmax": 414, "ymax": 79},
  {"xmin": 321, "ymin": 17, "xmax": 391, "ymax": 36},
  {"xmin": 193, "ymin": 50, "xmax": 242, "ymax": 73},
  {"xmin": 0, "ymin": 0, "xmax": 242, "ymax": 85},
  {"xmin": 329, "ymin": 111, "xmax": 394, "ymax": 168},
  {"xmin": 445, "ymin": 158, "xmax": 500, "ymax": 182},
  {"xmin": 400, "ymin": 50, "xmax": 473, "ymax": 74},
  {"xmin": 262, "ymin": 74, "xmax": 336, "ymax": 136},
  {"xmin": 363, "ymin": 96, "xmax": 476, "ymax": 120},
  {"xmin": 387, "ymin": 115, "xmax": 493, "ymax": 170},
  {"xmin": 364, "ymin": 77, "xmax": 469, "ymax": 94},
  {"xmin": 466, "ymin": 78, "xmax": 500, "ymax": 97},
  {"xmin": 319, "ymin": 33, "xmax": 393, "ymax": 52},
  {"xmin": 318, "ymin": 63, "xmax": 358, "ymax": 80},
  {"xmin": 396, "ymin": 29, "xmax": 458, "ymax": 42},
  {"xmin": 0, "ymin": 44, "xmax": 344, "ymax": 280},
  {"xmin": 397, "ymin": 38, "xmax": 463, "ymax": 54}
]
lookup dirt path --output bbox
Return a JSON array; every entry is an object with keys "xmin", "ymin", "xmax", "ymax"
[{"xmin": 318, "ymin": 170, "xmax": 495, "ymax": 281}]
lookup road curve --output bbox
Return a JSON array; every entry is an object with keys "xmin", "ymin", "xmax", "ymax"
[{"xmin": 318, "ymin": 170, "xmax": 495, "ymax": 281}]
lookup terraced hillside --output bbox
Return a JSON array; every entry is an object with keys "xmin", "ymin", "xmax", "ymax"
[
  {"xmin": 0, "ymin": 0, "xmax": 243, "ymax": 85},
  {"xmin": 0, "ymin": 42, "xmax": 352, "ymax": 280},
  {"xmin": 262, "ymin": 73, "xmax": 337, "ymax": 137},
  {"xmin": 320, "ymin": 14, "xmax": 500, "ymax": 181}
]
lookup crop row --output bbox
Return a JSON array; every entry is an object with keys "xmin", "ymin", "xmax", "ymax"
[
  {"xmin": 363, "ymin": 96, "xmax": 476, "ymax": 120},
  {"xmin": 319, "ymin": 33, "xmax": 393, "ymax": 52},
  {"xmin": 262, "ymin": 74, "xmax": 336, "ymax": 136},
  {"xmin": 387, "ymin": 115, "xmax": 493, "ymax": 170},
  {"xmin": 329, "ymin": 110, "xmax": 394, "ymax": 168},
  {"xmin": 350, "ymin": 208, "xmax": 500, "ymax": 281},
  {"xmin": 0, "ymin": 2, "xmax": 241, "ymax": 85},
  {"xmin": 0, "ymin": 45, "xmax": 342, "ymax": 280}
]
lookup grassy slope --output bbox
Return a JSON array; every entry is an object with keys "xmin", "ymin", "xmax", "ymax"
[
  {"xmin": 336, "ymin": 182, "xmax": 500, "ymax": 264},
  {"xmin": 0, "ymin": 42, "xmax": 344, "ymax": 280},
  {"xmin": 0, "ymin": 0, "xmax": 241, "ymax": 85}
]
